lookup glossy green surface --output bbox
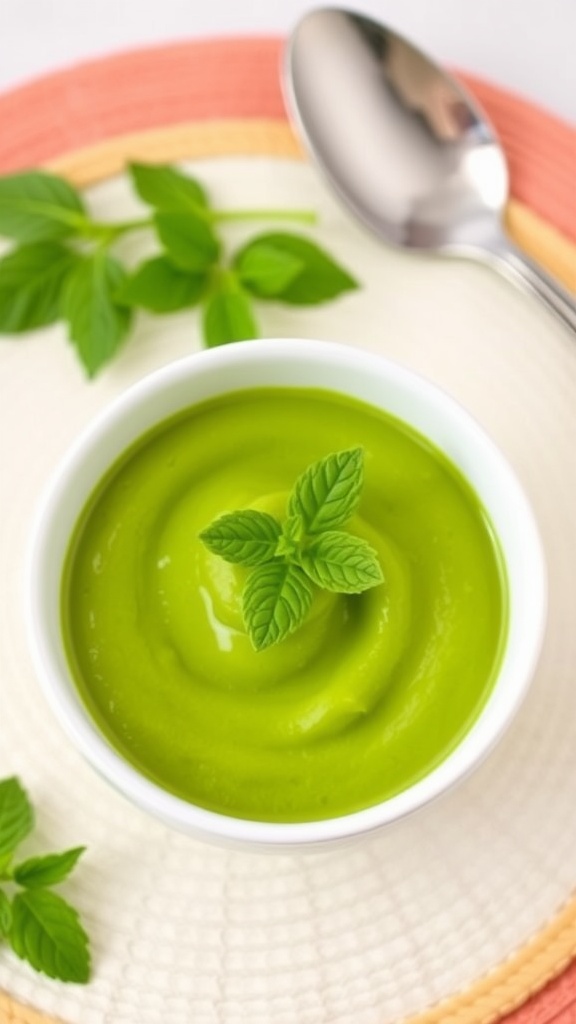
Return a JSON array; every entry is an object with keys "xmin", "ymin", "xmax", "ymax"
[{"xmin": 62, "ymin": 387, "xmax": 507, "ymax": 822}]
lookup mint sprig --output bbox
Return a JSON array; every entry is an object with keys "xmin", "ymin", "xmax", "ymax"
[
  {"xmin": 0, "ymin": 171, "xmax": 87, "ymax": 243},
  {"xmin": 0, "ymin": 776, "xmax": 90, "ymax": 984},
  {"xmin": 299, "ymin": 532, "xmax": 385, "ymax": 592},
  {"xmin": 288, "ymin": 445, "xmax": 365, "ymax": 533},
  {"xmin": 200, "ymin": 509, "xmax": 282, "ymax": 566},
  {"xmin": 0, "ymin": 164, "xmax": 358, "ymax": 376},
  {"xmin": 62, "ymin": 251, "xmax": 133, "ymax": 377},
  {"xmin": 200, "ymin": 448, "xmax": 383, "ymax": 651},
  {"xmin": 243, "ymin": 561, "xmax": 314, "ymax": 651}
]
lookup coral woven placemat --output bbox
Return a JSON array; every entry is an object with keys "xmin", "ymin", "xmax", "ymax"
[{"xmin": 0, "ymin": 36, "xmax": 575, "ymax": 1024}]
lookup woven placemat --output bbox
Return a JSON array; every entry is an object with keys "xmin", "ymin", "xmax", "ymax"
[{"xmin": 0, "ymin": 38, "xmax": 575, "ymax": 1024}]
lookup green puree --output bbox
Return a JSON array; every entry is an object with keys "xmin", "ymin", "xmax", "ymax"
[{"xmin": 62, "ymin": 387, "xmax": 508, "ymax": 822}]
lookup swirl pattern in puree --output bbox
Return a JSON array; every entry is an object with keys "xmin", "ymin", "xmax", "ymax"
[{"xmin": 62, "ymin": 387, "xmax": 507, "ymax": 822}]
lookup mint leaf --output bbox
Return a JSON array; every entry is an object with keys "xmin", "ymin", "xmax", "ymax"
[
  {"xmin": 0, "ymin": 171, "xmax": 86, "ymax": 243},
  {"xmin": 203, "ymin": 280, "xmax": 258, "ymax": 347},
  {"xmin": 0, "ymin": 778, "xmax": 34, "ymax": 858},
  {"xmin": 129, "ymin": 162, "xmax": 209, "ymax": 213},
  {"xmin": 0, "ymin": 890, "xmax": 12, "ymax": 937},
  {"xmin": 233, "ymin": 232, "xmax": 357, "ymax": 304},
  {"xmin": 0, "ymin": 777, "xmax": 91, "ymax": 984},
  {"xmin": 0, "ymin": 852, "xmax": 13, "ymax": 877},
  {"xmin": 0, "ymin": 242, "xmax": 78, "ymax": 333},
  {"xmin": 199, "ymin": 448, "xmax": 383, "ymax": 651},
  {"xmin": 282, "ymin": 515, "xmax": 305, "ymax": 543},
  {"xmin": 0, "ymin": 166, "xmax": 362, "ymax": 373},
  {"xmin": 288, "ymin": 447, "xmax": 364, "ymax": 534},
  {"xmin": 62, "ymin": 251, "xmax": 132, "ymax": 377},
  {"xmin": 274, "ymin": 514, "xmax": 305, "ymax": 559},
  {"xmin": 299, "ymin": 532, "xmax": 383, "ymax": 593},
  {"xmin": 243, "ymin": 562, "xmax": 313, "ymax": 651},
  {"xmin": 154, "ymin": 211, "xmax": 220, "ymax": 271},
  {"xmin": 234, "ymin": 242, "xmax": 304, "ymax": 297},
  {"xmin": 116, "ymin": 256, "xmax": 208, "ymax": 313},
  {"xmin": 200, "ymin": 510, "xmax": 281, "ymax": 566},
  {"xmin": 14, "ymin": 847, "xmax": 86, "ymax": 889},
  {"xmin": 10, "ymin": 888, "xmax": 90, "ymax": 983}
]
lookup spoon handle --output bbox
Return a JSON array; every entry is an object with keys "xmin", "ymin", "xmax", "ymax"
[{"xmin": 490, "ymin": 238, "xmax": 576, "ymax": 335}]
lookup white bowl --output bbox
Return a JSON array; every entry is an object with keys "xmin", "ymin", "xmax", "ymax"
[{"xmin": 26, "ymin": 339, "xmax": 546, "ymax": 849}]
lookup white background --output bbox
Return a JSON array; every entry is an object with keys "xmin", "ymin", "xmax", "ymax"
[{"xmin": 1, "ymin": 0, "xmax": 575, "ymax": 124}]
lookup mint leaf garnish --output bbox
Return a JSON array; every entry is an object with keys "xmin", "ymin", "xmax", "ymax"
[
  {"xmin": 0, "ymin": 891, "xmax": 11, "ymax": 937},
  {"xmin": 233, "ymin": 232, "xmax": 358, "ymax": 304},
  {"xmin": 153, "ymin": 210, "xmax": 220, "ymax": 271},
  {"xmin": 0, "ymin": 242, "xmax": 78, "ymax": 333},
  {"xmin": 10, "ymin": 889, "xmax": 90, "ymax": 983},
  {"xmin": 116, "ymin": 255, "xmax": 208, "ymax": 313},
  {"xmin": 202, "ymin": 278, "xmax": 259, "ymax": 347},
  {"xmin": 299, "ymin": 532, "xmax": 383, "ymax": 593},
  {"xmin": 14, "ymin": 847, "xmax": 86, "ymax": 889},
  {"xmin": 200, "ymin": 510, "xmax": 282, "ymax": 566},
  {"xmin": 243, "ymin": 561, "xmax": 313, "ymax": 651},
  {"xmin": 0, "ymin": 162, "xmax": 359, "ymax": 373},
  {"xmin": 0, "ymin": 171, "xmax": 86, "ymax": 243},
  {"xmin": 275, "ymin": 514, "xmax": 305, "ymax": 559},
  {"xmin": 0, "ymin": 778, "xmax": 34, "ymax": 858},
  {"xmin": 0, "ymin": 776, "xmax": 90, "ymax": 984},
  {"xmin": 199, "ymin": 448, "xmax": 383, "ymax": 650},
  {"xmin": 288, "ymin": 447, "xmax": 364, "ymax": 534},
  {"xmin": 62, "ymin": 251, "xmax": 132, "ymax": 377},
  {"xmin": 234, "ymin": 241, "xmax": 304, "ymax": 297},
  {"xmin": 129, "ymin": 162, "xmax": 209, "ymax": 213}
]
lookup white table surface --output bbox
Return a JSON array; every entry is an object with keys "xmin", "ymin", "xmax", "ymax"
[{"xmin": 2, "ymin": 0, "xmax": 575, "ymax": 125}]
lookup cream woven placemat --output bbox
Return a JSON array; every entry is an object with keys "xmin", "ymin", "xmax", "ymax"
[{"xmin": 1, "ymin": 119, "xmax": 573, "ymax": 1024}]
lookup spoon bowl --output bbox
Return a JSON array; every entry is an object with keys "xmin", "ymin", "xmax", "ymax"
[{"xmin": 285, "ymin": 8, "xmax": 575, "ymax": 332}]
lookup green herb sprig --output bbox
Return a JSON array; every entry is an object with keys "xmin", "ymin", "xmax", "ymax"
[
  {"xmin": 0, "ymin": 776, "xmax": 90, "ymax": 984},
  {"xmin": 0, "ymin": 164, "xmax": 358, "ymax": 377},
  {"xmin": 200, "ymin": 448, "xmax": 383, "ymax": 651}
]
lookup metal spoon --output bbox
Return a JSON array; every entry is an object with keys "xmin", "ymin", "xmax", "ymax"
[{"xmin": 285, "ymin": 7, "xmax": 576, "ymax": 333}]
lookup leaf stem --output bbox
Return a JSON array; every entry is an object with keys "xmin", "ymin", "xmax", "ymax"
[
  {"xmin": 107, "ymin": 217, "xmax": 153, "ymax": 235},
  {"xmin": 78, "ymin": 217, "xmax": 152, "ymax": 243},
  {"xmin": 212, "ymin": 209, "xmax": 317, "ymax": 225},
  {"xmin": 77, "ymin": 208, "xmax": 317, "ymax": 244}
]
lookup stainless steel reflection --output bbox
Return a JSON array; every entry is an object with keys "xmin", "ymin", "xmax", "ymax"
[{"xmin": 285, "ymin": 8, "xmax": 575, "ymax": 333}]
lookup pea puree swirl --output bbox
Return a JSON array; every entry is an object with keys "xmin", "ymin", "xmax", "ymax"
[{"xmin": 63, "ymin": 388, "xmax": 506, "ymax": 822}]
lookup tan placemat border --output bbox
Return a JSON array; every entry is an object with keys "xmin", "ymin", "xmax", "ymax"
[
  {"xmin": 45, "ymin": 119, "xmax": 576, "ymax": 294},
  {"xmin": 0, "ymin": 991, "xmax": 65, "ymax": 1024},
  {"xmin": 2, "ymin": 118, "xmax": 575, "ymax": 1024},
  {"xmin": 3, "ymin": 887, "xmax": 576, "ymax": 1024}
]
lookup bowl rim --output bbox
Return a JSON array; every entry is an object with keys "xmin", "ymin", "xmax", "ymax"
[{"xmin": 26, "ymin": 338, "xmax": 548, "ymax": 847}]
